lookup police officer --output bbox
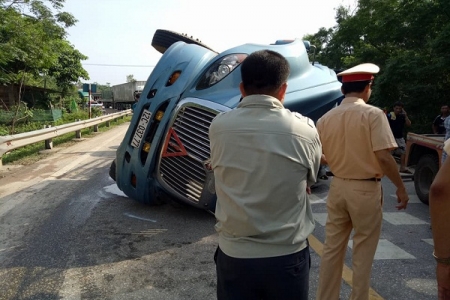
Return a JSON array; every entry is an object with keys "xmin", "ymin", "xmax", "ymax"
[{"xmin": 315, "ymin": 63, "xmax": 409, "ymax": 300}]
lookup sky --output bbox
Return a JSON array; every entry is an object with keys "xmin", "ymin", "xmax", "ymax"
[{"xmin": 63, "ymin": 0, "xmax": 355, "ymax": 86}]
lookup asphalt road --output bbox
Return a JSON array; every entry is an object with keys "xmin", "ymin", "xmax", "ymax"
[{"xmin": 0, "ymin": 123, "xmax": 437, "ymax": 300}]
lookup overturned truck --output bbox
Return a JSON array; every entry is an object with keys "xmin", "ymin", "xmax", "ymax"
[{"xmin": 109, "ymin": 29, "xmax": 343, "ymax": 211}]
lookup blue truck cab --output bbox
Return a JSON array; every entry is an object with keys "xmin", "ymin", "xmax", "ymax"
[{"xmin": 111, "ymin": 35, "xmax": 342, "ymax": 211}]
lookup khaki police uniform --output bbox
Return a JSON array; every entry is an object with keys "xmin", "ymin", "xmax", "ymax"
[
  {"xmin": 316, "ymin": 64, "xmax": 397, "ymax": 300},
  {"xmin": 445, "ymin": 139, "xmax": 450, "ymax": 153}
]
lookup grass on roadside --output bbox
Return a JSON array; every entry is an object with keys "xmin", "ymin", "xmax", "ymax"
[{"xmin": 2, "ymin": 116, "xmax": 132, "ymax": 165}]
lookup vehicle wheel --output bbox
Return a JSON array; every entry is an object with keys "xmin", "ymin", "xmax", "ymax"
[
  {"xmin": 414, "ymin": 154, "xmax": 439, "ymax": 205},
  {"xmin": 151, "ymin": 29, "xmax": 216, "ymax": 54},
  {"xmin": 109, "ymin": 159, "xmax": 116, "ymax": 181}
]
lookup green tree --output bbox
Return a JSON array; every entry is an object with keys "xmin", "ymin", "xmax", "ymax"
[
  {"xmin": 0, "ymin": 0, "xmax": 89, "ymax": 108},
  {"xmin": 305, "ymin": 0, "xmax": 450, "ymax": 133},
  {"xmin": 48, "ymin": 40, "xmax": 89, "ymax": 96},
  {"xmin": 303, "ymin": 27, "xmax": 334, "ymax": 66},
  {"xmin": 92, "ymin": 82, "xmax": 112, "ymax": 99},
  {"xmin": 126, "ymin": 74, "xmax": 136, "ymax": 83}
]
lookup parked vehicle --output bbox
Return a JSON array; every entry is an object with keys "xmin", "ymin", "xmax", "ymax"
[
  {"xmin": 85, "ymin": 100, "xmax": 105, "ymax": 109},
  {"xmin": 102, "ymin": 81, "xmax": 146, "ymax": 110},
  {"xmin": 79, "ymin": 91, "xmax": 105, "ymax": 113},
  {"xmin": 109, "ymin": 30, "xmax": 343, "ymax": 211},
  {"xmin": 405, "ymin": 132, "xmax": 445, "ymax": 204}
]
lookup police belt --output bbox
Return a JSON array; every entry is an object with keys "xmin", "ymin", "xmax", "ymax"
[{"xmin": 335, "ymin": 176, "xmax": 381, "ymax": 182}]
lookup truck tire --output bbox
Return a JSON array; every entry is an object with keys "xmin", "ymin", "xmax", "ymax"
[
  {"xmin": 414, "ymin": 154, "xmax": 439, "ymax": 205},
  {"xmin": 109, "ymin": 159, "xmax": 116, "ymax": 181},
  {"xmin": 151, "ymin": 29, "xmax": 216, "ymax": 54}
]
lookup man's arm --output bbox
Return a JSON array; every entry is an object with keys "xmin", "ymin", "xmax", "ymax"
[
  {"xmin": 430, "ymin": 158, "xmax": 450, "ymax": 260},
  {"xmin": 430, "ymin": 158, "xmax": 450, "ymax": 296},
  {"xmin": 432, "ymin": 124, "xmax": 438, "ymax": 134},
  {"xmin": 307, "ymin": 134, "xmax": 322, "ymax": 186},
  {"xmin": 374, "ymin": 149, "xmax": 409, "ymax": 209},
  {"xmin": 403, "ymin": 109, "xmax": 411, "ymax": 127},
  {"xmin": 432, "ymin": 116, "xmax": 439, "ymax": 134}
]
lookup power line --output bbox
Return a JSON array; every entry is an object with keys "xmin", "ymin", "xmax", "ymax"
[{"xmin": 82, "ymin": 63, "xmax": 156, "ymax": 67}]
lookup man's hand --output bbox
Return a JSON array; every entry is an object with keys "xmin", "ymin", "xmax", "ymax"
[
  {"xmin": 306, "ymin": 186, "xmax": 311, "ymax": 195},
  {"xmin": 320, "ymin": 154, "xmax": 328, "ymax": 165},
  {"xmin": 437, "ymin": 264, "xmax": 450, "ymax": 299},
  {"xmin": 375, "ymin": 149, "xmax": 409, "ymax": 208},
  {"xmin": 396, "ymin": 187, "xmax": 409, "ymax": 210}
]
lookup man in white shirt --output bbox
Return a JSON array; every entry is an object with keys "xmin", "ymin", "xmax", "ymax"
[{"xmin": 209, "ymin": 49, "xmax": 322, "ymax": 300}]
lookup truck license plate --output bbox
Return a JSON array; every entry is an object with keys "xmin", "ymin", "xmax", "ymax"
[{"xmin": 131, "ymin": 109, "xmax": 152, "ymax": 148}]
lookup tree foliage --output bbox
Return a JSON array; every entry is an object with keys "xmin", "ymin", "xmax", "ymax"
[
  {"xmin": 305, "ymin": 0, "xmax": 450, "ymax": 133},
  {"xmin": 0, "ymin": 0, "xmax": 89, "ymax": 107},
  {"xmin": 126, "ymin": 74, "xmax": 136, "ymax": 83}
]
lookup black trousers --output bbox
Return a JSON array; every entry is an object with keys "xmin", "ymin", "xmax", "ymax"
[{"xmin": 214, "ymin": 245, "xmax": 310, "ymax": 300}]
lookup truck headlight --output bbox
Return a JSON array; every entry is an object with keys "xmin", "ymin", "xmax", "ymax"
[{"xmin": 196, "ymin": 54, "xmax": 247, "ymax": 90}]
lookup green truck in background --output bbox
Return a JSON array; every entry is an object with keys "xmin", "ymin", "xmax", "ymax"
[{"xmin": 102, "ymin": 81, "xmax": 145, "ymax": 110}]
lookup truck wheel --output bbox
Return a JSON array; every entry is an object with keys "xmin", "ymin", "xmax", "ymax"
[
  {"xmin": 109, "ymin": 159, "xmax": 116, "ymax": 181},
  {"xmin": 414, "ymin": 154, "xmax": 439, "ymax": 205},
  {"xmin": 151, "ymin": 29, "xmax": 216, "ymax": 54}
]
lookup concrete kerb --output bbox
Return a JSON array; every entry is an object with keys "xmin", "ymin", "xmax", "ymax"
[{"xmin": 39, "ymin": 148, "xmax": 61, "ymax": 155}]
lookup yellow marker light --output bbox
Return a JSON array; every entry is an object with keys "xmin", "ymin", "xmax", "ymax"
[
  {"xmin": 167, "ymin": 71, "xmax": 181, "ymax": 86},
  {"xmin": 143, "ymin": 142, "xmax": 151, "ymax": 153},
  {"xmin": 155, "ymin": 110, "xmax": 164, "ymax": 121}
]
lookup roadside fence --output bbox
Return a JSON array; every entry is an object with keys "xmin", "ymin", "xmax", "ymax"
[{"xmin": 0, "ymin": 110, "xmax": 132, "ymax": 166}]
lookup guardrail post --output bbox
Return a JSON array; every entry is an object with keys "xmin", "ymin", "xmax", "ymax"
[
  {"xmin": 44, "ymin": 125, "xmax": 53, "ymax": 149},
  {"xmin": 106, "ymin": 121, "xmax": 110, "ymax": 127},
  {"xmin": 75, "ymin": 119, "xmax": 82, "ymax": 139},
  {"xmin": 93, "ymin": 124, "xmax": 99, "ymax": 132}
]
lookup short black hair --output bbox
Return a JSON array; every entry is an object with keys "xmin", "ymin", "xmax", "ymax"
[
  {"xmin": 393, "ymin": 101, "xmax": 404, "ymax": 108},
  {"xmin": 240, "ymin": 50, "xmax": 290, "ymax": 95},
  {"xmin": 341, "ymin": 80, "xmax": 371, "ymax": 95}
]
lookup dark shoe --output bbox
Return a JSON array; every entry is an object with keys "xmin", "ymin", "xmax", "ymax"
[{"xmin": 399, "ymin": 169, "xmax": 413, "ymax": 174}]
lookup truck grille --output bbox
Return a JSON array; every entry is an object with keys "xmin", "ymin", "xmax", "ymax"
[{"xmin": 159, "ymin": 104, "xmax": 217, "ymax": 202}]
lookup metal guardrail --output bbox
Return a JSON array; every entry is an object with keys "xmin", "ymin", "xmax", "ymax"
[{"xmin": 0, "ymin": 110, "xmax": 132, "ymax": 166}]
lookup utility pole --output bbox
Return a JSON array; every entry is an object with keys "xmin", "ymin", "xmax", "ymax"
[{"xmin": 88, "ymin": 83, "xmax": 92, "ymax": 119}]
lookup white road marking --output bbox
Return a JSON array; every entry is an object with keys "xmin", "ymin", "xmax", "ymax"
[
  {"xmin": 422, "ymin": 239, "xmax": 434, "ymax": 246},
  {"xmin": 405, "ymin": 278, "xmax": 437, "ymax": 297},
  {"xmin": 383, "ymin": 212, "xmax": 428, "ymax": 225},
  {"xmin": 348, "ymin": 239, "xmax": 416, "ymax": 260},
  {"xmin": 133, "ymin": 229, "xmax": 168, "ymax": 236},
  {"xmin": 124, "ymin": 212, "xmax": 157, "ymax": 223},
  {"xmin": 0, "ymin": 245, "xmax": 19, "ymax": 252},
  {"xmin": 313, "ymin": 213, "xmax": 328, "ymax": 226},
  {"xmin": 309, "ymin": 194, "xmax": 326, "ymax": 204},
  {"xmin": 390, "ymin": 194, "xmax": 422, "ymax": 204}
]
